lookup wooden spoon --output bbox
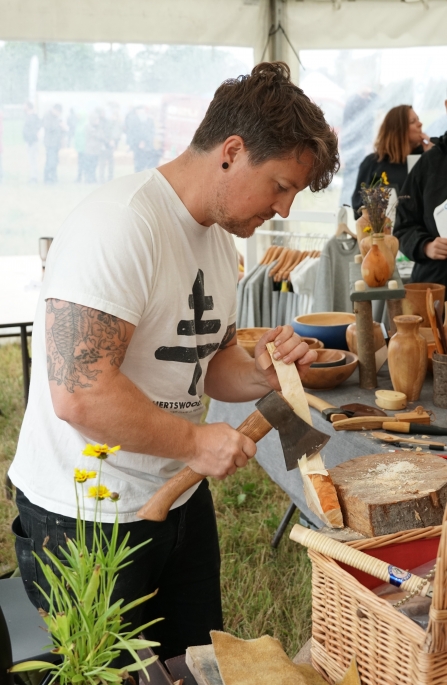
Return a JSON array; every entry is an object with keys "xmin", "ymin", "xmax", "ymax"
[
  {"xmin": 434, "ymin": 300, "xmax": 447, "ymax": 354},
  {"xmin": 426, "ymin": 288, "xmax": 443, "ymax": 354}
]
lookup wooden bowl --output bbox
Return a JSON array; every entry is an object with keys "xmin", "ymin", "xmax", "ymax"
[
  {"xmin": 237, "ymin": 329, "xmax": 324, "ymax": 358},
  {"xmin": 237, "ymin": 328, "xmax": 270, "ymax": 357},
  {"xmin": 293, "ymin": 312, "xmax": 355, "ymax": 351},
  {"xmin": 302, "ymin": 350, "xmax": 358, "ymax": 389},
  {"xmin": 310, "ymin": 349, "xmax": 346, "ymax": 368},
  {"xmin": 301, "ymin": 336, "xmax": 324, "ymax": 350}
]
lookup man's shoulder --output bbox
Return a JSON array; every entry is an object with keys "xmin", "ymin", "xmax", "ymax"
[{"xmin": 79, "ymin": 170, "xmax": 159, "ymax": 212}]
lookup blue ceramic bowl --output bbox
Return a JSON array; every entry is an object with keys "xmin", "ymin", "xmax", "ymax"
[{"xmin": 293, "ymin": 312, "xmax": 356, "ymax": 351}]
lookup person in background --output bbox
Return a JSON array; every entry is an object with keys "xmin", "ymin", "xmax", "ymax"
[
  {"xmin": 426, "ymin": 96, "xmax": 447, "ymax": 139},
  {"xmin": 67, "ymin": 108, "xmax": 77, "ymax": 148},
  {"xmin": 98, "ymin": 106, "xmax": 122, "ymax": 183},
  {"xmin": 23, "ymin": 102, "xmax": 41, "ymax": 183},
  {"xmin": 394, "ymin": 103, "xmax": 447, "ymax": 288},
  {"xmin": 128, "ymin": 106, "xmax": 158, "ymax": 172},
  {"xmin": 74, "ymin": 112, "xmax": 87, "ymax": 183},
  {"xmin": 84, "ymin": 110, "xmax": 103, "ymax": 184},
  {"xmin": 43, "ymin": 104, "xmax": 65, "ymax": 184},
  {"xmin": 351, "ymin": 104, "xmax": 434, "ymax": 215}
]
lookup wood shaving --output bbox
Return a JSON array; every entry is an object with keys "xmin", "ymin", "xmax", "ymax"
[{"xmin": 368, "ymin": 461, "xmax": 417, "ymax": 483}]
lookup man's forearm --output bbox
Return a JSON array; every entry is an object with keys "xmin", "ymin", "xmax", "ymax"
[{"xmin": 204, "ymin": 345, "xmax": 271, "ymax": 402}]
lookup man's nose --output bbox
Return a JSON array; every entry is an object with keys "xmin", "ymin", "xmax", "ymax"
[{"xmin": 272, "ymin": 197, "xmax": 293, "ymax": 219}]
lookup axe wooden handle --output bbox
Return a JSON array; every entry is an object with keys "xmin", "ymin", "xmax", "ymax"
[{"xmin": 137, "ymin": 409, "xmax": 272, "ymax": 521}]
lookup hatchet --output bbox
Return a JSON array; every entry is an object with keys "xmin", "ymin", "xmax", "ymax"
[{"xmin": 137, "ymin": 390, "xmax": 330, "ymax": 521}]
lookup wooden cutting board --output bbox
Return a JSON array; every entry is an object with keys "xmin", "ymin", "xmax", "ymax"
[{"xmin": 328, "ymin": 452, "xmax": 447, "ymax": 537}]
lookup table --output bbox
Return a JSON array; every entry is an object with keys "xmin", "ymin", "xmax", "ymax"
[
  {"xmin": 0, "ymin": 256, "xmax": 41, "ymax": 405},
  {"xmin": 207, "ymin": 367, "xmax": 447, "ymax": 531}
]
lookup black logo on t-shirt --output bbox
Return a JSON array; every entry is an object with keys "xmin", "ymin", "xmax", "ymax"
[{"xmin": 155, "ymin": 270, "xmax": 221, "ymax": 395}]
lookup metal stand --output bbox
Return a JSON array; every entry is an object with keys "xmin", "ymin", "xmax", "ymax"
[{"xmin": 270, "ymin": 502, "xmax": 297, "ymax": 548}]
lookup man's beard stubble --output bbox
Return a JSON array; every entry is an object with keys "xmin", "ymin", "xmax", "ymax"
[{"xmin": 212, "ymin": 186, "xmax": 270, "ymax": 239}]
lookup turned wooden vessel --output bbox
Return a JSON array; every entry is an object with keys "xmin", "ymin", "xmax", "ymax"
[
  {"xmin": 360, "ymin": 232, "xmax": 398, "ymax": 276},
  {"xmin": 388, "ymin": 315, "xmax": 427, "ymax": 401},
  {"xmin": 361, "ymin": 243, "xmax": 391, "ymax": 288},
  {"xmin": 346, "ymin": 321, "xmax": 385, "ymax": 355}
]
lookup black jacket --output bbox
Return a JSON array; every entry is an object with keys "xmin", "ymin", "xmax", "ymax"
[
  {"xmin": 351, "ymin": 146, "xmax": 424, "ymax": 214},
  {"xmin": 394, "ymin": 132, "xmax": 447, "ymax": 287}
]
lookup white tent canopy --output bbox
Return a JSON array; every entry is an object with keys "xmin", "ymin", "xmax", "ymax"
[{"xmin": 1, "ymin": 0, "xmax": 447, "ymax": 55}]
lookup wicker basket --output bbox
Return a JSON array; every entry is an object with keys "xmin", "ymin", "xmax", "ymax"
[{"xmin": 308, "ymin": 512, "xmax": 447, "ymax": 685}]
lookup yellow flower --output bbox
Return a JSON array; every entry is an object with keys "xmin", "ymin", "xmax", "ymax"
[
  {"xmin": 363, "ymin": 226, "xmax": 372, "ymax": 233},
  {"xmin": 74, "ymin": 468, "xmax": 97, "ymax": 483},
  {"xmin": 87, "ymin": 485, "xmax": 113, "ymax": 501},
  {"xmin": 82, "ymin": 444, "xmax": 120, "ymax": 460},
  {"xmin": 381, "ymin": 172, "xmax": 389, "ymax": 185}
]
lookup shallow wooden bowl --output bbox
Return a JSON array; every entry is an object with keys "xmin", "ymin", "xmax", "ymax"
[
  {"xmin": 237, "ymin": 328, "xmax": 270, "ymax": 357},
  {"xmin": 302, "ymin": 350, "xmax": 358, "ymax": 389},
  {"xmin": 310, "ymin": 349, "xmax": 346, "ymax": 368}
]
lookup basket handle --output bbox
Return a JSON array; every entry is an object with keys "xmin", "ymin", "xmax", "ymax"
[{"xmin": 290, "ymin": 524, "xmax": 433, "ymax": 598}]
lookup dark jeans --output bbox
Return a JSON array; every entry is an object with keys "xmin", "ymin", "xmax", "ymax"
[{"xmin": 13, "ymin": 480, "xmax": 223, "ymax": 663}]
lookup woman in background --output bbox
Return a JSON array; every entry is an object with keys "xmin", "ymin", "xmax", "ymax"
[{"xmin": 351, "ymin": 104, "xmax": 433, "ymax": 214}]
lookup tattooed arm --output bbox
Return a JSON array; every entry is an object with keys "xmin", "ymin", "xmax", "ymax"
[
  {"xmin": 204, "ymin": 323, "xmax": 317, "ymax": 402},
  {"xmin": 46, "ymin": 300, "xmax": 256, "ymax": 478}
]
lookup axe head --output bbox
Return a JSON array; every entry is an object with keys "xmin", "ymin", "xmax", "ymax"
[{"xmin": 256, "ymin": 391, "xmax": 330, "ymax": 471}]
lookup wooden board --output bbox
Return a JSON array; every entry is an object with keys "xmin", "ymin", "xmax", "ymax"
[
  {"xmin": 328, "ymin": 452, "xmax": 447, "ymax": 537},
  {"xmin": 349, "ymin": 262, "xmax": 405, "ymax": 302}
]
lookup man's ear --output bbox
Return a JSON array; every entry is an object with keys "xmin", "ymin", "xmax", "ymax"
[{"xmin": 221, "ymin": 136, "xmax": 247, "ymax": 165}]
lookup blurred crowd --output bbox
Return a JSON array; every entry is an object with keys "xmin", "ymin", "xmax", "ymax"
[{"xmin": 20, "ymin": 101, "xmax": 162, "ymax": 184}]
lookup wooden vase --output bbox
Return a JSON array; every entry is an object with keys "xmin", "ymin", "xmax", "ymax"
[
  {"xmin": 361, "ymin": 243, "xmax": 391, "ymax": 287},
  {"xmin": 388, "ymin": 315, "xmax": 427, "ymax": 401},
  {"xmin": 360, "ymin": 233, "xmax": 399, "ymax": 276},
  {"xmin": 355, "ymin": 207, "xmax": 371, "ymax": 243}
]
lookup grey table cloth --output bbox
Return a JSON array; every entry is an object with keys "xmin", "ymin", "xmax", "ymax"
[{"xmin": 206, "ymin": 367, "xmax": 446, "ymax": 529}]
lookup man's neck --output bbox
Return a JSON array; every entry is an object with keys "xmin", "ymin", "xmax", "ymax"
[{"xmin": 157, "ymin": 150, "xmax": 215, "ymax": 227}]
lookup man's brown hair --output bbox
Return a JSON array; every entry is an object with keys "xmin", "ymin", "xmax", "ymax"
[
  {"xmin": 191, "ymin": 61, "xmax": 339, "ymax": 192},
  {"xmin": 375, "ymin": 105, "xmax": 412, "ymax": 164}
]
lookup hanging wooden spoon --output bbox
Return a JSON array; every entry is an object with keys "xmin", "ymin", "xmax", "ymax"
[
  {"xmin": 426, "ymin": 288, "xmax": 443, "ymax": 354},
  {"xmin": 434, "ymin": 300, "xmax": 447, "ymax": 354}
]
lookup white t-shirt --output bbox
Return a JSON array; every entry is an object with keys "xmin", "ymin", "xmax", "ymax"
[{"xmin": 9, "ymin": 169, "xmax": 238, "ymax": 523}]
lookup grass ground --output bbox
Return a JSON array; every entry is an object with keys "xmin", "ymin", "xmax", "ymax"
[{"xmin": 0, "ymin": 343, "xmax": 312, "ymax": 657}]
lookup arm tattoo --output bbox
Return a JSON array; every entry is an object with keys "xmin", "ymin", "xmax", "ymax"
[
  {"xmin": 46, "ymin": 300, "xmax": 129, "ymax": 392},
  {"xmin": 219, "ymin": 323, "xmax": 236, "ymax": 349}
]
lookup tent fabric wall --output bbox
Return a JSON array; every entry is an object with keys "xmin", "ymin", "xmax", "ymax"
[
  {"xmin": 288, "ymin": 0, "xmax": 447, "ymax": 50},
  {"xmin": 0, "ymin": 0, "xmax": 269, "ymax": 52},
  {"xmin": 1, "ymin": 0, "xmax": 447, "ymax": 52}
]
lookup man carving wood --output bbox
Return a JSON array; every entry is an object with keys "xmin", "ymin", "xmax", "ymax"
[{"xmin": 9, "ymin": 62, "xmax": 339, "ymax": 665}]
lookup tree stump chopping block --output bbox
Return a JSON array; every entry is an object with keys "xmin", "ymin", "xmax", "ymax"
[{"xmin": 328, "ymin": 452, "xmax": 447, "ymax": 537}]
